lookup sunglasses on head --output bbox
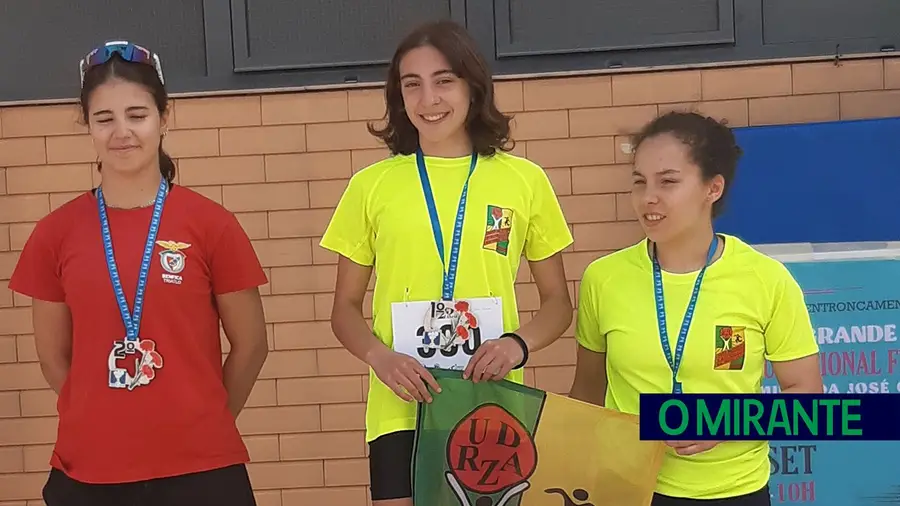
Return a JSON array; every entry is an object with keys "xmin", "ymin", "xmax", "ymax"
[{"xmin": 79, "ymin": 40, "xmax": 165, "ymax": 86}]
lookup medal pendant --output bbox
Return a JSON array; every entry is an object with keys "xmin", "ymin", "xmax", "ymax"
[
  {"xmin": 419, "ymin": 299, "xmax": 480, "ymax": 351},
  {"xmin": 421, "ymin": 299, "xmax": 451, "ymax": 349},
  {"xmin": 107, "ymin": 337, "xmax": 164, "ymax": 390}
]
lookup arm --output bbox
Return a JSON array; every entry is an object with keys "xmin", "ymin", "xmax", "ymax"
[
  {"xmin": 32, "ymin": 299, "xmax": 73, "ymax": 395},
  {"xmin": 321, "ymin": 171, "xmax": 397, "ymax": 380},
  {"xmin": 517, "ymin": 253, "xmax": 574, "ymax": 353},
  {"xmin": 8, "ymin": 219, "xmax": 70, "ymax": 394},
  {"xmin": 570, "ymin": 345, "xmax": 607, "ymax": 406},
  {"xmin": 331, "ymin": 255, "xmax": 382, "ymax": 365},
  {"xmin": 465, "ymin": 160, "xmax": 575, "ymax": 382},
  {"xmin": 772, "ymin": 354, "xmax": 822, "ymax": 393},
  {"xmin": 568, "ymin": 259, "xmax": 609, "ymax": 404},
  {"xmin": 764, "ymin": 265, "xmax": 823, "ymax": 394},
  {"xmin": 218, "ymin": 287, "xmax": 268, "ymax": 418},
  {"xmin": 206, "ymin": 211, "xmax": 272, "ymax": 418},
  {"xmin": 323, "ymin": 169, "xmax": 440, "ymax": 401},
  {"xmin": 667, "ymin": 354, "xmax": 823, "ymax": 456},
  {"xmin": 464, "ymin": 252, "xmax": 573, "ymax": 382},
  {"xmin": 331, "ymin": 255, "xmax": 440, "ymax": 402},
  {"xmin": 671, "ymin": 264, "xmax": 823, "ymax": 456}
]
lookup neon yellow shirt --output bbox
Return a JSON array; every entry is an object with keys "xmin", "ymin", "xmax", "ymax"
[
  {"xmin": 320, "ymin": 151, "xmax": 573, "ymax": 442},
  {"xmin": 575, "ymin": 234, "xmax": 819, "ymax": 499}
]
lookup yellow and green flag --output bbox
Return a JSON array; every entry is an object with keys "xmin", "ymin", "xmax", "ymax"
[{"xmin": 412, "ymin": 369, "xmax": 666, "ymax": 506}]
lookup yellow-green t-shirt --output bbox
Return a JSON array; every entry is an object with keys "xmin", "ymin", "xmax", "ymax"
[
  {"xmin": 575, "ymin": 234, "xmax": 819, "ymax": 499},
  {"xmin": 320, "ymin": 151, "xmax": 573, "ymax": 443}
]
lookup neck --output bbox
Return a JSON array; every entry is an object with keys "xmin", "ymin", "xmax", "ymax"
[
  {"xmin": 651, "ymin": 222, "xmax": 720, "ymax": 274},
  {"xmin": 99, "ymin": 166, "xmax": 165, "ymax": 209},
  {"xmin": 418, "ymin": 131, "xmax": 472, "ymax": 158}
]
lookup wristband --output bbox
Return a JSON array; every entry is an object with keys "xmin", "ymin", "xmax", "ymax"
[{"xmin": 502, "ymin": 332, "xmax": 529, "ymax": 369}]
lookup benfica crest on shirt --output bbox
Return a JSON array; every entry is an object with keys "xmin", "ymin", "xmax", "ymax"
[{"xmin": 156, "ymin": 240, "xmax": 191, "ymax": 284}]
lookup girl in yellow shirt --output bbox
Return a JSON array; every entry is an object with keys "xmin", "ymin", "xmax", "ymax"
[
  {"xmin": 321, "ymin": 20, "xmax": 574, "ymax": 506},
  {"xmin": 571, "ymin": 111, "xmax": 823, "ymax": 506}
]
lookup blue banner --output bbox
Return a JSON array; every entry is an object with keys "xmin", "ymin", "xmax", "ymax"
[
  {"xmin": 763, "ymin": 256, "xmax": 900, "ymax": 505},
  {"xmin": 715, "ymin": 118, "xmax": 900, "ymax": 245}
]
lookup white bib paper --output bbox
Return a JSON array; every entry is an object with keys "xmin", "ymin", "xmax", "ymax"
[{"xmin": 391, "ymin": 297, "xmax": 504, "ymax": 371}]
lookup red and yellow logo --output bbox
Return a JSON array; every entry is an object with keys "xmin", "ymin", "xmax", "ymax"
[{"xmin": 714, "ymin": 325, "xmax": 746, "ymax": 370}]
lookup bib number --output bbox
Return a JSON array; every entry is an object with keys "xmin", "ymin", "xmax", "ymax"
[
  {"xmin": 108, "ymin": 338, "xmax": 164, "ymax": 391},
  {"xmin": 391, "ymin": 297, "xmax": 504, "ymax": 370}
]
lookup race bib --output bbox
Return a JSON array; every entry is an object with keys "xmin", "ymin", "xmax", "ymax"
[{"xmin": 391, "ymin": 298, "xmax": 504, "ymax": 370}]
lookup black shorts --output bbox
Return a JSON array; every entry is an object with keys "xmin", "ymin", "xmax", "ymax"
[
  {"xmin": 369, "ymin": 430, "xmax": 415, "ymax": 501},
  {"xmin": 652, "ymin": 485, "xmax": 771, "ymax": 506},
  {"xmin": 42, "ymin": 464, "xmax": 257, "ymax": 506}
]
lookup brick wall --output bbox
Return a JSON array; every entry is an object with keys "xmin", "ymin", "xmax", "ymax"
[{"xmin": 1, "ymin": 57, "xmax": 900, "ymax": 505}]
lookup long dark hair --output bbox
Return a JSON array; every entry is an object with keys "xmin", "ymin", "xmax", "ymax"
[
  {"xmin": 79, "ymin": 53, "xmax": 175, "ymax": 183},
  {"xmin": 368, "ymin": 20, "xmax": 514, "ymax": 157}
]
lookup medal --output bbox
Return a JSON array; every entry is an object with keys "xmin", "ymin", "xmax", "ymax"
[
  {"xmin": 107, "ymin": 338, "xmax": 164, "ymax": 390},
  {"xmin": 415, "ymin": 148, "xmax": 479, "ymax": 352},
  {"xmin": 421, "ymin": 299, "xmax": 480, "ymax": 351},
  {"xmin": 99, "ymin": 177, "xmax": 168, "ymax": 390}
]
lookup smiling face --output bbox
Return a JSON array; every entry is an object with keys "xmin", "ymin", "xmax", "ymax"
[
  {"xmin": 398, "ymin": 44, "xmax": 471, "ymax": 152},
  {"xmin": 87, "ymin": 77, "xmax": 167, "ymax": 177},
  {"xmin": 630, "ymin": 133, "xmax": 724, "ymax": 244}
]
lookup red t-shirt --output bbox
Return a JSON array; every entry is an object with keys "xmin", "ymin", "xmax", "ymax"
[{"xmin": 8, "ymin": 184, "xmax": 268, "ymax": 484}]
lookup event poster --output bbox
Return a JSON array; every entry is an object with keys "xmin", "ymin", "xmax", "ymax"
[{"xmin": 763, "ymin": 258, "xmax": 900, "ymax": 505}]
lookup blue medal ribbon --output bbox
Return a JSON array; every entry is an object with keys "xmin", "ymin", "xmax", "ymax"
[
  {"xmin": 97, "ymin": 177, "xmax": 169, "ymax": 342},
  {"xmin": 415, "ymin": 148, "xmax": 478, "ymax": 301},
  {"xmin": 652, "ymin": 234, "xmax": 719, "ymax": 394}
]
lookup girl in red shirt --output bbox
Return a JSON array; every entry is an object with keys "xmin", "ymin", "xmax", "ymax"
[{"xmin": 9, "ymin": 41, "xmax": 269, "ymax": 506}]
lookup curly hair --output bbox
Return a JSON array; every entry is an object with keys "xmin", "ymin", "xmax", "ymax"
[{"xmin": 632, "ymin": 111, "xmax": 743, "ymax": 217}]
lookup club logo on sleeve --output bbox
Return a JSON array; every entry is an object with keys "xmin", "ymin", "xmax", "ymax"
[
  {"xmin": 714, "ymin": 325, "xmax": 746, "ymax": 370},
  {"xmin": 155, "ymin": 240, "xmax": 191, "ymax": 285},
  {"xmin": 483, "ymin": 205, "xmax": 513, "ymax": 256}
]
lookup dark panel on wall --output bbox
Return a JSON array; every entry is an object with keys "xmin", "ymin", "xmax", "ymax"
[
  {"xmin": 466, "ymin": 0, "xmax": 899, "ymax": 76},
  {"xmin": 494, "ymin": 0, "xmax": 734, "ymax": 58},
  {"xmin": 0, "ymin": 0, "xmax": 208, "ymax": 102},
  {"xmin": 231, "ymin": 0, "xmax": 456, "ymax": 72},
  {"xmin": 762, "ymin": 0, "xmax": 900, "ymax": 47},
  {"xmin": 1, "ymin": 0, "xmax": 898, "ymax": 103}
]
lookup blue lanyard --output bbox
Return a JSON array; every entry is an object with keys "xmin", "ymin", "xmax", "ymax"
[
  {"xmin": 415, "ymin": 148, "xmax": 478, "ymax": 301},
  {"xmin": 97, "ymin": 177, "xmax": 169, "ymax": 342},
  {"xmin": 652, "ymin": 235, "xmax": 718, "ymax": 394}
]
